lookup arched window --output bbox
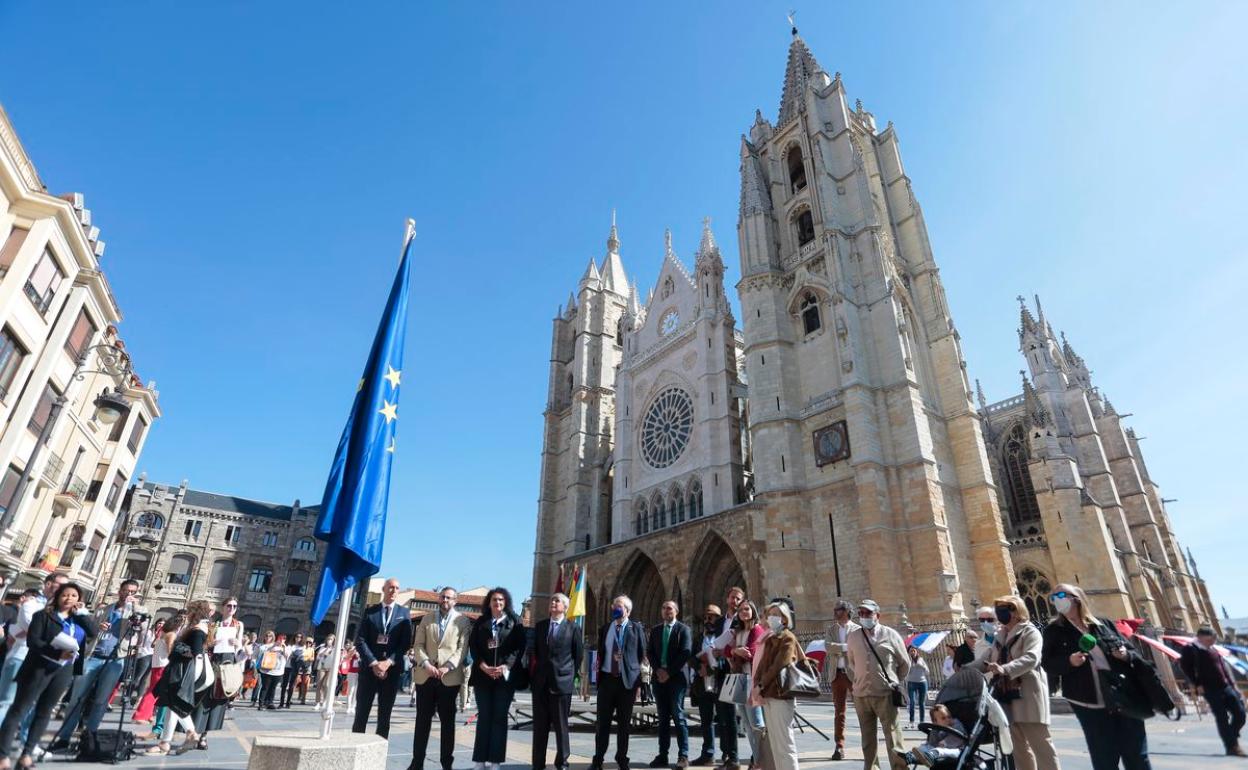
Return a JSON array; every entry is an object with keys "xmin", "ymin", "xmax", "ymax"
[
  {"xmin": 1016, "ymin": 567, "xmax": 1056, "ymax": 623},
  {"xmin": 167, "ymin": 554, "xmax": 195, "ymax": 586},
  {"xmin": 688, "ymin": 480, "xmax": 704, "ymax": 518},
  {"xmin": 286, "ymin": 569, "xmax": 310, "ymax": 597},
  {"xmin": 636, "ymin": 500, "xmax": 649, "ymax": 535},
  {"xmin": 248, "ymin": 566, "xmax": 274, "ymax": 593},
  {"xmin": 616, "ymin": 318, "xmax": 624, "ymax": 346},
  {"xmin": 208, "ymin": 559, "xmax": 236, "ymax": 589},
  {"xmin": 674, "ymin": 494, "xmax": 685, "ymax": 524},
  {"xmin": 240, "ymin": 614, "xmax": 263, "ymax": 633},
  {"xmin": 795, "ymin": 209, "xmax": 815, "ymax": 247},
  {"xmin": 135, "ymin": 511, "xmax": 164, "ymax": 530},
  {"xmin": 295, "ymin": 538, "xmax": 316, "ymax": 553},
  {"xmin": 787, "ymin": 144, "xmax": 807, "ymax": 193},
  {"xmin": 652, "ymin": 496, "xmax": 666, "ymax": 530},
  {"xmin": 1002, "ymin": 423, "xmax": 1042, "ymax": 529},
  {"xmin": 123, "ymin": 550, "xmax": 152, "ymax": 582},
  {"xmin": 800, "ymin": 292, "xmax": 821, "ymax": 335},
  {"xmin": 661, "ymin": 276, "xmax": 675, "ymax": 300}
]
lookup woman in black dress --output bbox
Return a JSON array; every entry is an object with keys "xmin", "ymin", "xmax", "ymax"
[
  {"xmin": 467, "ymin": 587, "xmax": 527, "ymax": 770},
  {"xmin": 148, "ymin": 600, "xmax": 214, "ymax": 756},
  {"xmin": 0, "ymin": 582, "xmax": 96, "ymax": 769},
  {"xmin": 192, "ymin": 598, "xmax": 245, "ymax": 750}
]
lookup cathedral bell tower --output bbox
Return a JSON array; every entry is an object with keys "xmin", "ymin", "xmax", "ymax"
[{"xmin": 734, "ymin": 32, "xmax": 1015, "ymax": 622}]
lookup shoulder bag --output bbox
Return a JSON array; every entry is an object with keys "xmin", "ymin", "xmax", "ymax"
[
  {"xmin": 863, "ymin": 628, "xmax": 908, "ymax": 708},
  {"xmin": 778, "ymin": 640, "xmax": 822, "ymax": 699},
  {"xmin": 718, "ymin": 672, "xmax": 751, "ymax": 704},
  {"xmin": 194, "ymin": 652, "xmax": 216, "ymax": 693}
]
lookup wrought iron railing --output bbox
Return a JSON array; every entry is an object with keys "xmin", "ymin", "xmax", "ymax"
[
  {"xmin": 42, "ymin": 453, "xmax": 65, "ymax": 484},
  {"xmin": 8, "ymin": 531, "xmax": 31, "ymax": 558}
]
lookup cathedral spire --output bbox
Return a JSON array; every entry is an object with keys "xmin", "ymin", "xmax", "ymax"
[
  {"xmin": 1022, "ymin": 372, "xmax": 1051, "ymax": 428},
  {"xmin": 697, "ymin": 216, "xmax": 720, "ymax": 259},
  {"xmin": 975, "ymin": 379, "xmax": 987, "ymax": 412},
  {"xmin": 777, "ymin": 32, "xmax": 826, "ymax": 125},
  {"xmin": 607, "ymin": 209, "xmax": 620, "ymax": 255},
  {"xmin": 600, "ymin": 211, "xmax": 628, "ymax": 295},
  {"xmin": 579, "ymin": 256, "xmax": 600, "ymax": 289},
  {"xmin": 664, "ymin": 227, "xmax": 674, "ymax": 258},
  {"xmin": 1018, "ymin": 295, "xmax": 1039, "ymax": 338}
]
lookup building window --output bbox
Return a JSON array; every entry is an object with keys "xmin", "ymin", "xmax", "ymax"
[
  {"xmin": 1002, "ymin": 423, "xmax": 1042, "ymax": 529},
  {"xmin": 85, "ymin": 464, "xmax": 108, "ymax": 502},
  {"xmin": 295, "ymin": 537, "xmax": 315, "ymax": 553},
  {"xmin": 787, "ymin": 144, "xmax": 807, "ymax": 193},
  {"xmin": 286, "ymin": 569, "xmax": 310, "ymax": 597},
  {"xmin": 800, "ymin": 292, "xmax": 822, "ymax": 335},
  {"xmin": 126, "ymin": 416, "xmax": 148, "ymax": 454},
  {"xmin": 0, "ymin": 328, "xmax": 28, "ymax": 401},
  {"xmin": 167, "ymin": 554, "xmax": 195, "ymax": 586},
  {"xmin": 135, "ymin": 511, "xmax": 164, "ymax": 530},
  {"xmin": 1016, "ymin": 567, "xmax": 1056, "ymax": 623},
  {"xmin": 123, "ymin": 550, "xmax": 152, "ymax": 581},
  {"xmin": 248, "ymin": 567, "xmax": 274, "ymax": 593},
  {"xmin": 26, "ymin": 381, "xmax": 58, "ymax": 437},
  {"xmin": 104, "ymin": 473, "xmax": 126, "ymax": 511},
  {"xmin": 81, "ymin": 532, "xmax": 104, "ymax": 573},
  {"xmin": 23, "ymin": 249, "xmax": 64, "ymax": 315},
  {"xmin": 795, "ymin": 209, "xmax": 815, "ymax": 247},
  {"xmin": 64, "ymin": 309, "xmax": 97, "ymax": 361},
  {"xmin": 261, "ymin": 531, "xmax": 278, "ymax": 548},
  {"xmin": 0, "ymin": 225, "xmax": 30, "ymax": 275},
  {"xmin": 0, "ymin": 465, "xmax": 20, "ymax": 518},
  {"xmin": 183, "ymin": 519, "xmax": 203, "ymax": 541},
  {"xmin": 224, "ymin": 525, "xmax": 242, "ymax": 544},
  {"xmin": 208, "ymin": 559, "xmax": 236, "ymax": 589},
  {"xmin": 240, "ymin": 614, "xmax": 263, "ymax": 633}
]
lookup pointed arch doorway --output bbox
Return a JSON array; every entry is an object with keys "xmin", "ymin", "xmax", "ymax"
[
  {"xmin": 615, "ymin": 551, "xmax": 665, "ymax": 627},
  {"xmin": 689, "ymin": 531, "xmax": 746, "ymax": 622}
]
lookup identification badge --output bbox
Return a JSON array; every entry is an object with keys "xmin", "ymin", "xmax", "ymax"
[
  {"xmin": 487, "ymin": 639, "xmax": 498, "ymax": 649},
  {"xmin": 376, "ymin": 634, "xmax": 389, "ymax": 646},
  {"xmin": 613, "ymin": 652, "xmax": 622, "ymax": 662}
]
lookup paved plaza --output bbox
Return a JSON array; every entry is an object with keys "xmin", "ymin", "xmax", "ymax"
[{"xmin": 43, "ymin": 693, "xmax": 1242, "ymax": 770}]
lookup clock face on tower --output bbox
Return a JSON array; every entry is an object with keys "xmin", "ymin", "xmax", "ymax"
[
  {"xmin": 813, "ymin": 420, "xmax": 851, "ymax": 467},
  {"xmin": 641, "ymin": 387, "xmax": 694, "ymax": 469},
  {"xmin": 660, "ymin": 309, "xmax": 680, "ymax": 336}
]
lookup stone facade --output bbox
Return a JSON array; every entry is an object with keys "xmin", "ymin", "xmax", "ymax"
[
  {"xmin": 98, "ymin": 480, "xmax": 360, "ymax": 639},
  {"xmin": 980, "ymin": 298, "xmax": 1217, "ymax": 631},
  {"xmin": 533, "ymin": 35, "xmax": 1018, "ymax": 630}
]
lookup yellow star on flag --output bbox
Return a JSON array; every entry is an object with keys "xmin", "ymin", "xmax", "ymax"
[
  {"xmin": 383, "ymin": 365, "xmax": 402, "ymax": 389},
  {"xmin": 379, "ymin": 400, "xmax": 398, "ymax": 424}
]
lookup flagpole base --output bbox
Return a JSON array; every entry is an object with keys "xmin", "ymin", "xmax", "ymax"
[{"xmin": 248, "ymin": 732, "xmax": 388, "ymax": 770}]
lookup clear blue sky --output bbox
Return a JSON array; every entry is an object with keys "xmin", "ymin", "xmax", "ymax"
[{"xmin": 2, "ymin": 2, "xmax": 1244, "ymax": 616}]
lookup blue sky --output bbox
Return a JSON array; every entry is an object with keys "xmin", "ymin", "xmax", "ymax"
[{"xmin": 2, "ymin": 2, "xmax": 1244, "ymax": 616}]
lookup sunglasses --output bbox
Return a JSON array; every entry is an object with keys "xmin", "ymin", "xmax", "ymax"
[
  {"xmin": 225, "ymin": 604, "xmax": 238, "ymax": 608},
  {"xmin": 1050, "ymin": 591, "xmax": 1071, "ymax": 600}
]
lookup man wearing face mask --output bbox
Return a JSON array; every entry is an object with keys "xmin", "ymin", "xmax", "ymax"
[
  {"xmin": 973, "ymin": 608, "xmax": 997, "ymax": 664},
  {"xmin": 845, "ymin": 599, "xmax": 909, "ymax": 770},
  {"xmin": 591, "ymin": 595, "xmax": 646, "ymax": 770},
  {"xmin": 822, "ymin": 600, "xmax": 859, "ymax": 761}
]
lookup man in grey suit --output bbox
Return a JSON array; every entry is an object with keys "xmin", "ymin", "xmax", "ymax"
[
  {"xmin": 532, "ymin": 593, "xmax": 585, "ymax": 770},
  {"xmin": 591, "ymin": 595, "xmax": 647, "ymax": 770}
]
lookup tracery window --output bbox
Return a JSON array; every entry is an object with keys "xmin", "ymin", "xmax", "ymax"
[
  {"xmin": 787, "ymin": 144, "xmax": 807, "ymax": 193},
  {"xmin": 795, "ymin": 209, "xmax": 815, "ymax": 247},
  {"xmin": 1002, "ymin": 423, "xmax": 1042, "ymax": 528},
  {"xmin": 641, "ymin": 388, "xmax": 693, "ymax": 469},
  {"xmin": 800, "ymin": 292, "xmax": 821, "ymax": 335},
  {"xmin": 1016, "ymin": 567, "xmax": 1056, "ymax": 622}
]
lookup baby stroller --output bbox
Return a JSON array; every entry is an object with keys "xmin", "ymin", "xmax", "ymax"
[{"xmin": 902, "ymin": 668, "xmax": 1010, "ymax": 770}]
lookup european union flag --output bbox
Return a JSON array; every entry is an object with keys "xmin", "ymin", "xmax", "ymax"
[{"xmin": 310, "ymin": 230, "xmax": 412, "ymax": 625}]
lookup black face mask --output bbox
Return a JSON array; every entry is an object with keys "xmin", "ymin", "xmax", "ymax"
[{"xmin": 994, "ymin": 606, "xmax": 1013, "ymax": 624}]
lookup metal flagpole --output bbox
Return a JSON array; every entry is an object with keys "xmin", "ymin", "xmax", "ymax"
[{"xmin": 319, "ymin": 218, "xmax": 416, "ymax": 740}]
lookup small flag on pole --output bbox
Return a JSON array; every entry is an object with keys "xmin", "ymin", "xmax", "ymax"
[
  {"xmin": 566, "ymin": 564, "xmax": 587, "ymax": 625},
  {"xmin": 310, "ymin": 227, "xmax": 414, "ymax": 625}
]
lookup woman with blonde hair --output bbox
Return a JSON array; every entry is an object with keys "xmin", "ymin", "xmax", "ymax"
[
  {"xmin": 754, "ymin": 601, "xmax": 802, "ymax": 770},
  {"xmin": 982, "ymin": 595, "xmax": 1060, "ymax": 770},
  {"xmin": 1041, "ymin": 583, "xmax": 1150, "ymax": 770}
]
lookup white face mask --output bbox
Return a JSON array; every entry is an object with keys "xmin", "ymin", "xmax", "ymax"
[
  {"xmin": 860, "ymin": 617, "xmax": 877, "ymax": 630},
  {"xmin": 980, "ymin": 620, "xmax": 996, "ymax": 635},
  {"xmin": 767, "ymin": 616, "xmax": 783, "ymax": 632},
  {"xmin": 1054, "ymin": 597, "xmax": 1074, "ymax": 615}
]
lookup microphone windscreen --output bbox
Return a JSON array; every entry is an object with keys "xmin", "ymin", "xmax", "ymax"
[{"xmin": 1078, "ymin": 634, "xmax": 1097, "ymax": 653}]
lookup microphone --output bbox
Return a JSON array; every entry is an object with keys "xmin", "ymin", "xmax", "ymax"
[{"xmin": 1078, "ymin": 634, "xmax": 1097, "ymax": 654}]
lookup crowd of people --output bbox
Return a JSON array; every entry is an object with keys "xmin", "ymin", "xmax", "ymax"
[{"xmin": 0, "ymin": 572, "xmax": 1241, "ymax": 770}]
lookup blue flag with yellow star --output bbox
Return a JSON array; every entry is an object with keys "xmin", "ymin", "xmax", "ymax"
[{"xmin": 310, "ymin": 232, "xmax": 412, "ymax": 625}]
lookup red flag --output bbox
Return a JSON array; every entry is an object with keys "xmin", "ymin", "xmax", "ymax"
[{"xmin": 554, "ymin": 563, "xmax": 565, "ymax": 594}]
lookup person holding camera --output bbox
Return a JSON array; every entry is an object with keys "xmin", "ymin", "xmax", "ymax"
[
  {"xmin": 49, "ymin": 578, "xmax": 145, "ymax": 750},
  {"xmin": 0, "ymin": 581, "xmax": 96, "ymax": 770},
  {"xmin": 980, "ymin": 595, "xmax": 1059, "ymax": 770}
]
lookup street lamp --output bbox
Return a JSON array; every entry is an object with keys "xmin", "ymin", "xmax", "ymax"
[{"xmin": 0, "ymin": 341, "xmax": 133, "ymax": 542}]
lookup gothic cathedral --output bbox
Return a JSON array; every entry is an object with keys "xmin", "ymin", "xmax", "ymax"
[{"xmin": 531, "ymin": 34, "xmax": 1216, "ymax": 632}]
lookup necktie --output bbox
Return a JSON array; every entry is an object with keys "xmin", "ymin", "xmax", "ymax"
[
  {"xmin": 662, "ymin": 624, "xmax": 671, "ymax": 667},
  {"xmin": 548, "ymin": 621, "xmax": 558, "ymax": 643},
  {"xmin": 612, "ymin": 624, "xmax": 623, "ymax": 675}
]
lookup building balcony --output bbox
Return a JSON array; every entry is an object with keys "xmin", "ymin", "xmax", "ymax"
[
  {"xmin": 201, "ymin": 587, "xmax": 230, "ymax": 602},
  {"xmin": 53, "ymin": 477, "xmax": 89, "ymax": 510},
  {"xmin": 161, "ymin": 583, "xmax": 188, "ymax": 598},
  {"xmin": 7, "ymin": 532, "xmax": 32, "ymax": 559},
  {"xmin": 40, "ymin": 453, "xmax": 65, "ymax": 488},
  {"xmin": 127, "ymin": 526, "xmax": 163, "ymax": 546}
]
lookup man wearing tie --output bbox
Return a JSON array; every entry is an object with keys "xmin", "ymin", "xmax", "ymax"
[
  {"xmin": 353, "ymin": 577, "xmax": 413, "ymax": 738},
  {"xmin": 409, "ymin": 586, "xmax": 472, "ymax": 770},
  {"xmin": 592, "ymin": 595, "xmax": 646, "ymax": 770},
  {"xmin": 648, "ymin": 600, "xmax": 693, "ymax": 769},
  {"xmin": 531, "ymin": 592, "xmax": 585, "ymax": 770}
]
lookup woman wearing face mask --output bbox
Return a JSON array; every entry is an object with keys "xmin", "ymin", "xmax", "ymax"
[
  {"xmin": 984, "ymin": 596, "xmax": 1060, "ymax": 770},
  {"xmin": 725, "ymin": 601, "xmax": 766, "ymax": 770},
  {"xmin": 1041, "ymin": 583, "xmax": 1149, "ymax": 770},
  {"xmin": 755, "ymin": 602, "xmax": 802, "ymax": 770},
  {"xmin": 904, "ymin": 646, "xmax": 929, "ymax": 727}
]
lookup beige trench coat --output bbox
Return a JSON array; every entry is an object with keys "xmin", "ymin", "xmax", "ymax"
[{"xmin": 985, "ymin": 622, "xmax": 1050, "ymax": 725}]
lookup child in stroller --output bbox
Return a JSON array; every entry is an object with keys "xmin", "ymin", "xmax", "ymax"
[{"xmin": 900, "ymin": 668, "xmax": 1012, "ymax": 770}]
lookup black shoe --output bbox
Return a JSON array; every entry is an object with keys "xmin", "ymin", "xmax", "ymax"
[
  {"xmin": 590, "ymin": 760, "xmax": 605, "ymax": 770},
  {"xmin": 650, "ymin": 757, "xmax": 670, "ymax": 769},
  {"xmin": 691, "ymin": 756, "xmax": 714, "ymax": 767},
  {"xmin": 45, "ymin": 739, "xmax": 71, "ymax": 755},
  {"xmin": 831, "ymin": 749, "xmax": 844, "ymax": 761},
  {"xmin": 620, "ymin": 763, "xmax": 632, "ymax": 770}
]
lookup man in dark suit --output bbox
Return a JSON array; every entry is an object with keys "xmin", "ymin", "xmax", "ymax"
[
  {"xmin": 591, "ymin": 594, "xmax": 647, "ymax": 770},
  {"xmin": 353, "ymin": 577, "xmax": 413, "ymax": 739},
  {"xmin": 532, "ymin": 592, "xmax": 585, "ymax": 770},
  {"xmin": 647, "ymin": 600, "xmax": 693, "ymax": 768},
  {"xmin": 1180, "ymin": 627, "xmax": 1246, "ymax": 757}
]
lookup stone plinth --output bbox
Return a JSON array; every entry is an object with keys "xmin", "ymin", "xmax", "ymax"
[{"xmin": 248, "ymin": 731, "xmax": 388, "ymax": 770}]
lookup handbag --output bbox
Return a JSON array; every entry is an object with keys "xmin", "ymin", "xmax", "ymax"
[
  {"xmin": 718, "ymin": 672, "xmax": 751, "ymax": 705},
  {"xmin": 194, "ymin": 653, "xmax": 216, "ymax": 693},
  {"xmin": 779, "ymin": 651, "xmax": 822, "ymax": 699},
  {"xmin": 260, "ymin": 649, "xmax": 280, "ymax": 673},
  {"xmin": 214, "ymin": 660, "xmax": 245, "ymax": 699},
  {"xmin": 863, "ymin": 628, "xmax": 908, "ymax": 708}
]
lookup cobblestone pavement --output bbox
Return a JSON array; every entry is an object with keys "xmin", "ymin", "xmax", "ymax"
[{"xmin": 38, "ymin": 693, "xmax": 1244, "ymax": 769}]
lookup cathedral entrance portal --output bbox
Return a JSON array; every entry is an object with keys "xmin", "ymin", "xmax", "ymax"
[
  {"xmin": 690, "ymin": 531, "xmax": 746, "ymax": 622},
  {"xmin": 615, "ymin": 551, "xmax": 665, "ymax": 627}
]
